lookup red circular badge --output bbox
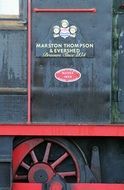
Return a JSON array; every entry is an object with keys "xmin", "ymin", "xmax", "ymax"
[{"xmin": 55, "ymin": 68, "xmax": 81, "ymax": 82}]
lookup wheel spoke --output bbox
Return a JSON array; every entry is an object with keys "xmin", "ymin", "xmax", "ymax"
[
  {"xmin": 51, "ymin": 152, "xmax": 69, "ymax": 169},
  {"xmin": 21, "ymin": 161, "xmax": 30, "ymax": 170},
  {"xmin": 43, "ymin": 142, "xmax": 52, "ymax": 163},
  {"xmin": 15, "ymin": 175, "xmax": 27, "ymax": 180},
  {"xmin": 30, "ymin": 150, "xmax": 38, "ymax": 164},
  {"xmin": 58, "ymin": 171, "xmax": 76, "ymax": 177}
]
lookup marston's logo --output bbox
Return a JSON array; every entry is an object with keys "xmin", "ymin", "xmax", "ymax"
[
  {"xmin": 53, "ymin": 19, "xmax": 77, "ymax": 39},
  {"xmin": 55, "ymin": 68, "xmax": 81, "ymax": 83}
]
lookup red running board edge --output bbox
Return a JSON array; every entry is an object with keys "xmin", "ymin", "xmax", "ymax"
[{"xmin": 13, "ymin": 183, "xmax": 124, "ymax": 190}]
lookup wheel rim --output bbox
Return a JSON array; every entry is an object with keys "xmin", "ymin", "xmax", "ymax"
[{"xmin": 13, "ymin": 138, "xmax": 84, "ymax": 183}]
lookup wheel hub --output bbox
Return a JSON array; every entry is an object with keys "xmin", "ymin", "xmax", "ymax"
[{"xmin": 28, "ymin": 163, "xmax": 55, "ymax": 183}]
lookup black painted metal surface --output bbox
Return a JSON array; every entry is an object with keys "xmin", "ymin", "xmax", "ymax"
[
  {"xmin": 118, "ymin": 14, "xmax": 124, "ymax": 119},
  {"xmin": 0, "ymin": 31, "xmax": 27, "ymax": 88},
  {"xmin": 32, "ymin": 0, "xmax": 112, "ymax": 123},
  {"xmin": 0, "ymin": 137, "xmax": 13, "ymax": 189},
  {"xmin": 0, "ymin": 95, "xmax": 27, "ymax": 123},
  {"xmin": 74, "ymin": 137, "xmax": 124, "ymax": 183},
  {"xmin": 0, "ymin": 30, "xmax": 27, "ymax": 123}
]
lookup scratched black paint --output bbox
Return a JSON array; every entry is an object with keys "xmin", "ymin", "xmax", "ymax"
[
  {"xmin": 0, "ymin": 31, "xmax": 27, "ymax": 123},
  {"xmin": 32, "ymin": 0, "xmax": 112, "ymax": 123}
]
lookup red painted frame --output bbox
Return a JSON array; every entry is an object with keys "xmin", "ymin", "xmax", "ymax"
[
  {"xmin": 13, "ymin": 183, "xmax": 124, "ymax": 190},
  {"xmin": 0, "ymin": 125, "xmax": 124, "ymax": 136},
  {"xmin": 0, "ymin": 0, "xmax": 123, "ymax": 189}
]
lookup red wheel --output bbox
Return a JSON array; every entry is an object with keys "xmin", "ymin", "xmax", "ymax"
[{"xmin": 13, "ymin": 138, "xmax": 86, "ymax": 183}]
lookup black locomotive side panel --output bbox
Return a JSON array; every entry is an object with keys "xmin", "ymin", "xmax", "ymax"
[
  {"xmin": 117, "ymin": 14, "xmax": 124, "ymax": 120},
  {"xmin": 112, "ymin": 1, "xmax": 124, "ymax": 122},
  {"xmin": 0, "ymin": 31, "xmax": 27, "ymax": 88},
  {"xmin": 32, "ymin": 0, "xmax": 112, "ymax": 123},
  {"xmin": 0, "ymin": 31, "xmax": 27, "ymax": 123}
]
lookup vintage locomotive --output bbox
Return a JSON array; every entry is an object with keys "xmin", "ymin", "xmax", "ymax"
[{"xmin": 0, "ymin": 0, "xmax": 124, "ymax": 189}]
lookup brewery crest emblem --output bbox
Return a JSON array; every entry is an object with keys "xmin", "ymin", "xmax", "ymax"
[{"xmin": 53, "ymin": 19, "xmax": 77, "ymax": 39}]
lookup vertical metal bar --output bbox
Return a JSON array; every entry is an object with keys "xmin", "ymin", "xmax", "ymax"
[{"xmin": 28, "ymin": 0, "xmax": 31, "ymax": 124}]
